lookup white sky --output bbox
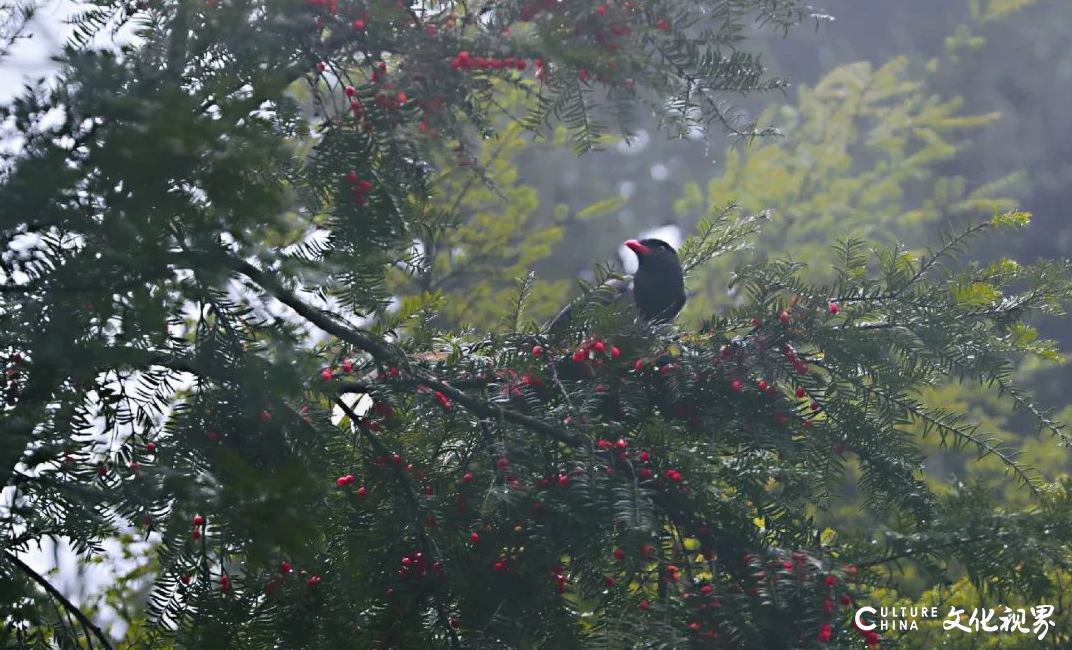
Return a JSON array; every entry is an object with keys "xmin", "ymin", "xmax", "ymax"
[{"xmin": 0, "ymin": 1, "xmax": 72, "ymax": 101}]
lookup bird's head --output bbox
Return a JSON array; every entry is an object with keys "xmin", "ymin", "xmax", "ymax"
[
  {"xmin": 624, "ymin": 237, "xmax": 686, "ymax": 322},
  {"xmin": 624, "ymin": 238, "xmax": 678, "ymax": 265}
]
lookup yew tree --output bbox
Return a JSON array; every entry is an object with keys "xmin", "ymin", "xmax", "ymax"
[{"xmin": 3, "ymin": 1, "xmax": 1072, "ymax": 650}]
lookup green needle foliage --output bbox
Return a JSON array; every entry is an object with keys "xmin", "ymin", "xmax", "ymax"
[{"xmin": 2, "ymin": 1, "xmax": 1072, "ymax": 650}]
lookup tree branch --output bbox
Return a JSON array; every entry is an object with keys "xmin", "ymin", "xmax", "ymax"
[
  {"xmin": 4, "ymin": 550, "xmax": 116, "ymax": 650},
  {"xmin": 225, "ymin": 257, "xmax": 586, "ymax": 447}
]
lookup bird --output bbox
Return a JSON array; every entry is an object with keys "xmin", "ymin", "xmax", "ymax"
[
  {"xmin": 543, "ymin": 237, "xmax": 686, "ymax": 333},
  {"xmin": 624, "ymin": 238, "xmax": 686, "ymax": 323}
]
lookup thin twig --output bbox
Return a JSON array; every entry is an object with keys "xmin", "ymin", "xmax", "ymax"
[{"xmin": 5, "ymin": 551, "xmax": 117, "ymax": 650}]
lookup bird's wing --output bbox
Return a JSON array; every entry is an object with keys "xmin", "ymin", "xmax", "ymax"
[{"xmin": 542, "ymin": 275, "xmax": 634, "ymax": 335}]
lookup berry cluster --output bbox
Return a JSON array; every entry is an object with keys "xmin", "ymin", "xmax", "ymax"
[
  {"xmin": 450, "ymin": 51, "xmax": 530, "ymax": 72},
  {"xmin": 3, "ymin": 352, "xmax": 21, "ymax": 405},
  {"xmin": 345, "ymin": 172, "xmax": 374, "ymax": 206},
  {"xmin": 571, "ymin": 338, "xmax": 620, "ymax": 362}
]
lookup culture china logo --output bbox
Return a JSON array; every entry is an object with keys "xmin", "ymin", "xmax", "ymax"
[{"xmin": 854, "ymin": 605, "xmax": 1057, "ymax": 640}]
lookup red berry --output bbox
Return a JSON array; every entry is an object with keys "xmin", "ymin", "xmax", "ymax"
[
  {"xmin": 220, "ymin": 575, "xmax": 230, "ymax": 592},
  {"xmin": 356, "ymin": 486, "xmax": 367, "ymax": 497},
  {"xmin": 469, "ymin": 532, "xmax": 480, "ymax": 543},
  {"xmin": 192, "ymin": 528, "xmax": 201, "ymax": 540},
  {"xmin": 731, "ymin": 380, "xmax": 743, "ymax": 392},
  {"xmin": 463, "ymin": 472, "xmax": 473, "ymax": 483},
  {"xmin": 449, "ymin": 617, "xmax": 459, "ymax": 628},
  {"xmin": 824, "ymin": 575, "xmax": 836, "ymax": 587},
  {"xmin": 352, "ymin": 19, "xmax": 365, "ymax": 29},
  {"xmin": 639, "ymin": 468, "xmax": 652, "ymax": 479},
  {"xmin": 180, "ymin": 574, "xmax": 191, "ymax": 585},
  {"xmin": 639, "ymin": 599, "xmax": 650, "ymax": 610},
  {"xmin": 614, "ymin": 548, "xmax": 626, "ymax": 560},
  {"xmin": 345, "ymin": 86, "xmax": 355, "ymax": 97},
  {"xmin": 779, "ymin": 311, "xmax": 789, "ymax": 323},
  {"xmin": 307, "ymin": 575, "xmax": 321, "ymax": 587},
  {"xmin": 342, "ymin": 360, "xmax": 354, "ymax": 373},
  {"xmin": 603, "ymin": 576, "xmax": 615, "ymax": 587},
  {"xmin": 435, "ymin": 391, "xmax": 451, "ymax": 410},
  {"xmin": 656, "ymin": 18, "xmax": 669, "ymax": 30},
  {"xmin": 829, "ymin": 303, "xmax": 839, "ymax": 314},
  {"xmin": 634, "ymin": 359, "xmax": 644, "ymax": 371},
  {"xmin": 496, "ymin": 457, "xmax": 509, "ymax": 469},
  {"xmin": 594, "ymin": 341, "xmax": 605, "ymax": 352},
  {"xmin": 638, "ymin": 451, "xmax": 650, "ymax": 462},
  {"xmin": 796, "ymin": 386, "xmax": 806, "ymax": 399},
  {"xmin": 281, "ymin": 561, "xmax": 292, "ymax": 573},
  {"xmin": 193, "ymin": 515, "xmax": 204, "ymax": 526},
  {"xmin": 146, "ymin": 442, "xmax": 156, "ymax": 452},
  {"xmin": 757, "ymin": 380, "xmax": 768, "ymax": 390},
  {"xmin": 751, "ymin": 317, "xmax": 762, "ymax": 327},
  {"xmin": 558, "ymin": 474, "xmax": 569, "ymax": 487},
  {"xmin": 841, "ymin": 594, "xmax": 852, "ymax": 606},
  {"xmin": 532, "ymin": 345, "xmax": 542, "ymax": 357},
  {"xmin": 493, "ymin": 561, "xmax": 505, "ymax": 571},
  {"xmin": 316, "ymin": 62, "xmax": 326, "ymax": 72},
  {"xmin": 207, "ymin": 431, "xmax": 219, "ymax": 442},
  {"xmin": 321, "ymin": 368, "xmax": 333, "ymax": 380}
]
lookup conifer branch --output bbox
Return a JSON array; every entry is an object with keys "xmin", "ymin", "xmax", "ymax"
[
  {"xmin": 814, "ymin": 360, "xmax": 1043, "ymax": 499},
  {"xmin": 226, "ymin": 256, "xmax": 586, "ymax": 447},
  {"xmin": 332, "ymin": 397, "xmax": 463, "ymax": 650},
  {"xmin": 5, "ymin": 550, "xmax": 117, "ymax": 650}
]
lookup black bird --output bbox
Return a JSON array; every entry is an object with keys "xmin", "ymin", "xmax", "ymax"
[
  {"xmin": 543, "ymin": 237, "xmax": 686, "ymax": 333},
  {"xmin": 625, "ymin": 238, "xmax": 686, "ymax": 323}
]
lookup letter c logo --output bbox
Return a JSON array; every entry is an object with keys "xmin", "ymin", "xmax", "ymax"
[{"xmin": 855, "ymin": 607, "xmax": 877, "ymax": 631}]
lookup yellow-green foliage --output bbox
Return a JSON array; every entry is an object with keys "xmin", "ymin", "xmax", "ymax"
[
  {"xmin": 869, "ymin": 575, "xmax": 1072, "ymax": 648},
  {"xmin": 679, "ymin": 56, "xmax": 1023, "ymax": 319},
  {"xmin": 387, "ymin": 117, "xmax": 623, "ymax": 329}
]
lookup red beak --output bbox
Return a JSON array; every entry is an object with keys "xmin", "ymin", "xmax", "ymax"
[{"xmin": 624, "ymin": 239, "xmax": 650, "ymax": 255}]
